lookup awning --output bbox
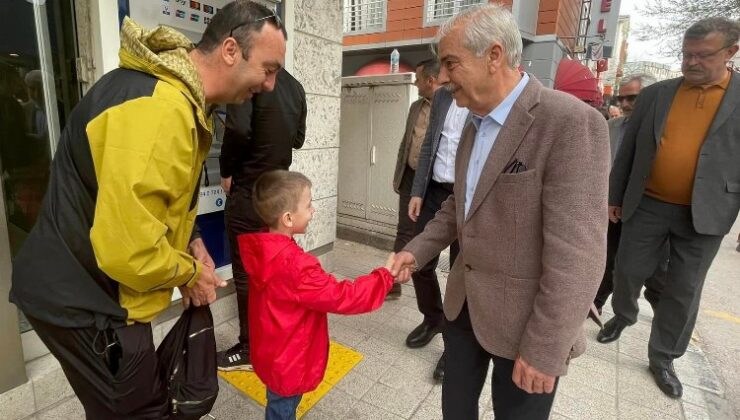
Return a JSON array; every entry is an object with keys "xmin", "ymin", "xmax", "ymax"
[{"xmin": 554, "ymin": 59, "xmax": 603, "ymax": 107}]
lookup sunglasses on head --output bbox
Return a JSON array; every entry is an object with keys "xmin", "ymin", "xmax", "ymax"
[
  {"xmin": 229, "ymin": 13, "xmax": 283, "ymax": 38},
  {"xmin": 616, "ymin": 94, "xmax": 638, "ymax": 102}
]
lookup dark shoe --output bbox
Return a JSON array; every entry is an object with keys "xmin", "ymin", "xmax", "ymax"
[
  {"xmin": 217, "ymin": 343, "xmax": 253, "ymax": 371},
  {"xmin": 385, "ymin": 283, "xmax": 402, "ymax": 300},
  {"xmin": 650, "ymin": 363, "xmax": 683, "ymax": 398},
  {"xmin": 596, "ymin": 317, "xmax": 628, "ymax": 343},
  {"xmin": 405, "ymin": 321, "xmax": 443, "ymax": 348},
  {"xmin": 433, "ymin": 353, "xmax": 445, "ymax": 382}
]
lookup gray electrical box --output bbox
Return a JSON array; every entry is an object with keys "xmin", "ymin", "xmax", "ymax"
[{"xmin": 337, "ymin": 73, "xmax": 418, "ymax": 244}]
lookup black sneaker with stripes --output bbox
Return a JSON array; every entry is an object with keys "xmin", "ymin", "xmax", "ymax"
[{"xmin": 216, "ymin": 343, "xmax": 253, "ymax": 372}]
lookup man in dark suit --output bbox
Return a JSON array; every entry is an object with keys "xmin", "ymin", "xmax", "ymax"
[
  {"xmin": 598, "ymin": 17, "xmax": 740, "ymax": 399},
  {"xmin": 592, "ymin": 73, "xmax": 667, "ymax": 313},
  {"xmin": 389, "ymin": 58, "xmax": 442, "ymax": 299},
  {"xmin": 217, "ymin": 68, "xmax": 307, "ymax": 371},
  {"xmin": 404, "ymin": 61, "xmax": 470, "ymax": 382},
  {"xmin": 391, "ymin": 4, "xmax": 609, "ymax": 418}
]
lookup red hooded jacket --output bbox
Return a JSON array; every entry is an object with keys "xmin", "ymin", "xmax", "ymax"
[{"xmin": 238, "ymin": 233, "xmax": 393, "ymax": 396}]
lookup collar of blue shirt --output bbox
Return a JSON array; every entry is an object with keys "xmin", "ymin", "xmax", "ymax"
[{"xmin": 472, "ymin": 73, "xmax": 530, "ymax": 129}]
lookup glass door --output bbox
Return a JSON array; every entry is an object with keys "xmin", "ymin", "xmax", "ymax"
[{"xmin": 0, "ymin": 0, "xmax": 82, "ymax": 336}]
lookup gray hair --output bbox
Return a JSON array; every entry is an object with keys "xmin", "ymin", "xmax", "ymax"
[
  {"xmin": 620, "ymin": 73, "xmax": 657, "ymax": 89},
  {"xmin": 684, "ymin": 17, "xmax": 740, "ymax": 46},
  {"xmin": 435, "ymin": 4, "xmax": 523, "ymax": 69}
]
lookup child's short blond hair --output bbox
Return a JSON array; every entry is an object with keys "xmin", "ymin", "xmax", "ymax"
[{"xmin": 252, "ymin": 170, "xmax": 312, "ymax": 227}]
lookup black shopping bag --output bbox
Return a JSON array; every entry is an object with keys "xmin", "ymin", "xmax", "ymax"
[{"xmin": 157, "ymin": 305, "xmax": 219, "ymax": 419}]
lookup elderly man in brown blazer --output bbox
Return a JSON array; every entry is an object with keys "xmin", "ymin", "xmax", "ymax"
[
  {"xmin": 389, "ymin": 58, "xmax": 442, "ymax": 299},
  {"xmin": 390, "ymin": 4, "xmax": 609, "ymax": 419}
]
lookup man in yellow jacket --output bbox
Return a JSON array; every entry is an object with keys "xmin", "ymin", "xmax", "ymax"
[{"xmin": 9, "ymin": 1, "xmax": 286, "ymax": 418}]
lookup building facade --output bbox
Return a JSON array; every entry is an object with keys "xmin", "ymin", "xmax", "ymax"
[
  {"xmin": 0, "ymin": 0, "xmax": 343, "ymax": 417},
  {"xmin": 342, "ymin": 0, "xmax": 590, "ymax": 87}
]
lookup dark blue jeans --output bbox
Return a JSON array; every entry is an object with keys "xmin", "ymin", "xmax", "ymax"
[{"xmin": 265, "ymin": 389, "xmax": 302, "ymax": 420}]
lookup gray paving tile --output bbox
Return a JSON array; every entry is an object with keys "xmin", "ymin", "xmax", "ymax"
[
  {"xmin": 682, "ymin": 402, "xmax": 711, "ymax": 420},
  {"xmin": 424, "ymin": 384, "xmax": 443, "ymax": 408},
  {"xmin": 362, "ymin": 381, "xmax": 425, "ymax": 418},
  {"xmin": 353, "ymin": 336, "xmax": 406, "ymax": 365},
  {"xmin": 557, "ymin": 378, "xmax": 616, "ymax": 416},
  {"xmin": 584, "ymin": 341, "xmax": 619, "ymax": 365},
  {"xmin": 35, "ymin": 397, "xmax": 84, "ymax": 420},
  {"xmin": 553, "ymin": 391, "xmax": 617, "ymax": 420},
  {"xmin": 395, "ymin": 305, "xmax": 425, "ymax": 325},
  {"xmin": 569, "ymin": 353, "xmax": 618, "ymax": 377},
  {"xmin": 209, "ymin": 392, "xmax": 264, "ymax": 420},
  {"xmin": 620, "ymin": 319, "xmax": 653, "ymax": 342},
  {"xmin": 391, "ymin": 350, "xmax": 436, "ymax": 379},
  {"xmin": 301, "ymin": 406, "xmax": 329, "ymax": 420},
  {"xmin": 479, "ymin": 407, "xmax": 494, "ymax": 420},
  {"xmin": 563, "ymin": 363, "xmax": 617, "ymax": 396},
  {"xmin": 372, "ymin": 322, "xmax": 414, "ymax": 347},
  {"xmin": 213, "ymin": 320, "xmax": 241, "ymax": 352},
  {"xmin": 211, "ymin": 377, "xmax": 240, "ymax": 412},
  {"xmin": 406, "ymin": 338, "xmax": 445, "ymax": 364},
  {"xmin": 409, "ymin": 402, "xmax": 443, "ymax": 420},
  {"xmin": 378, "ymin": 366, "xmax": 434, "ymax": 399},
  {"xmin": 339, "ymin": 315, "xmax": 383, "ymax": 336},
  {"xmin": 335, "ymin": 371, "xmax": 375, "ymax": 400},
  {"xmin": 617, "ymin": 334, "xmax": 650, "ymax": 362},
  {"xmin": 27, "ymin": 356, "xmax": 74, "ymax": 412},
  {"xmin": 617, "ymin": 400, "xmax": 680, "ymax": 420},
  {"xmin": 344, "ymin": 399, "xmax": 406, "ymax": 420},
  {"xmin": 352, "ymin": 355, "xmax": 393, "ymax": 381},
  {"xmin": 0, "ymin": 380, "xmax": 35, "ymax": 420},
  {"xmin": 330, "ymin": 325, "xmax": 369, "ymax": 348},
  {"xmin": 681, "ymin": 385, "xmax": 708, "ymax": 408},
  {"xmin": 310, "ymin": 387, "xmax": 355, "ymax": 419},
  {"xmin": 673, "ymin": 347, "xmax": 723, "ymax": 395},
  {"xmin": 549, "ymin": 412, "xmax": 573, "ymax": 420}
]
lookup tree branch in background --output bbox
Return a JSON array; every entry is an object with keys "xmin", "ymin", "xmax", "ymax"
[{"xmin": 635, "ymin": 0, "xmax": 740, "ymax": 59}]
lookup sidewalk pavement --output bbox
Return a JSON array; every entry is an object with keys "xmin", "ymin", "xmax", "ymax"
[{"xmin": 23, "ymin": 239, "xmax": 731, "ymax": 419}]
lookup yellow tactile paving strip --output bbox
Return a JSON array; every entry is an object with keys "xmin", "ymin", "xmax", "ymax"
[{"xmin": 218, "ymin": 341, "xmax": 363, "ymax": 418}]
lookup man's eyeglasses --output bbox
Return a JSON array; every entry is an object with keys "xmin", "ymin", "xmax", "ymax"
[
  {"xmin": 616, "ymin": 94, "xmax": 638, "ymax": 102},
  {"xmin": 678, "ymin": 45, "xmax": 732, "ymax": 62},
  {"xmin": 229, "ymin": 13, "xmax": 283, "ymax": 38}
]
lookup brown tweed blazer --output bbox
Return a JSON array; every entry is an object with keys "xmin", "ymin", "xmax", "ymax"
[{"xmin": 404, "ymin": 76, "xmax": 610, "ymax": 376}]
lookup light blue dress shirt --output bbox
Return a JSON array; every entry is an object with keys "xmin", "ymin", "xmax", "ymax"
[{"xmin": 464, "ymin": 73, "xmax": 530, "ymax": 218}]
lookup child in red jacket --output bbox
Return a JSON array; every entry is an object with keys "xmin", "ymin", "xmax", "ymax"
[{"xmin": 237, "ymin": 170, "xmax": 405, "ymax": 420}]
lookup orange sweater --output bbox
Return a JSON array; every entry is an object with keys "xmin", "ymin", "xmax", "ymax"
[{"xmin": 645, "ymin": 71, "xmax": 731, "ymax": 205}]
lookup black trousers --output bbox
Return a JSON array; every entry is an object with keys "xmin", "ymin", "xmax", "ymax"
[
  {"xmin": 593, "ymin": 219, "xmax": 668, "ymax": 310},
  {"xmin": 612, "ymin": 195, "xmax": 724, "ymax": 369},
  {"xmin": 443, "ymin": 303, "xmax": 558, "ymax": 420},
  {"xmin": 27, "ymin": 316, "xmax": 167, "ymax": 419},
  {"xmin": 224, "ymin": 182, "xmax": 265, "ymax": 348},
  {"xmin": 393, "ymin": 167, "xmax": 416, "ymax": 253},
  {"xmin": 412, "ymin": 180, "xmax": 459, "ymax": 324}
]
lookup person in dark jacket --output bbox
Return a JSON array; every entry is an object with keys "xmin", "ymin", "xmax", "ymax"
[{"xmin": 217, "ymin": 68, "xmax": 307, "ymax": 371}]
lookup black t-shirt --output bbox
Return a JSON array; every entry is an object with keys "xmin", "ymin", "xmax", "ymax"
[{"xmin": 219, "ymin": 68, "xmax": 307, "ymax": 189}]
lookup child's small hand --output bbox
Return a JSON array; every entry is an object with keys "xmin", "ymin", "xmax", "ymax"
[{"xmin": 384, "ymin": 252, "xmax": 396, "ymax": 271}]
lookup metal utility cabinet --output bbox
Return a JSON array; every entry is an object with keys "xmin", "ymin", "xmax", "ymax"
[{"xmin": 337, "ymin": 73, "xmax": 418, "ymax": 246}]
